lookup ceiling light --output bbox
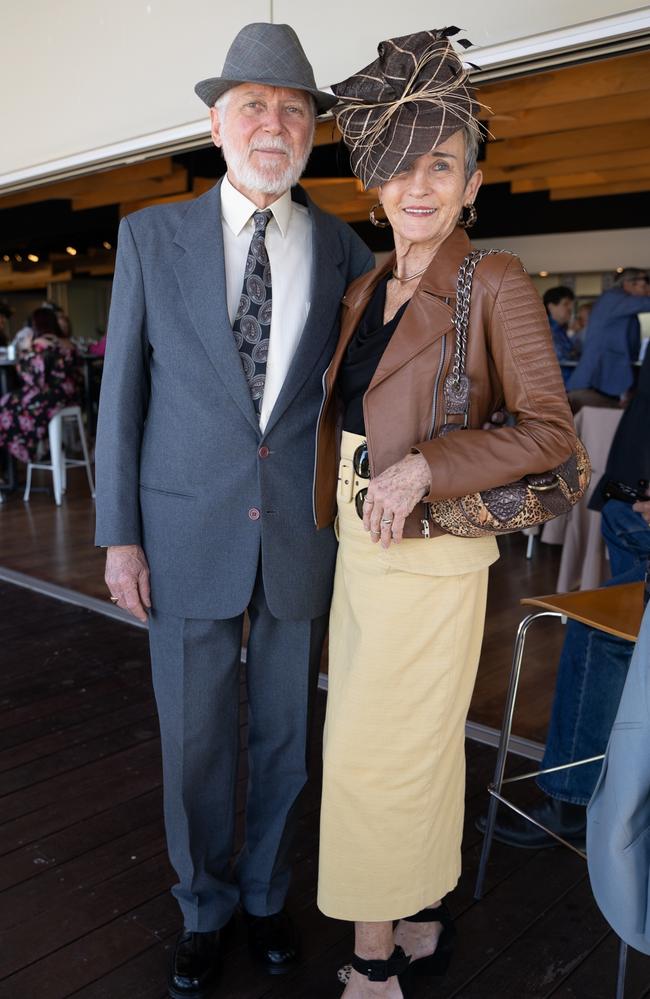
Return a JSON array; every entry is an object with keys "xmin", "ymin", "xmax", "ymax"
[
  {"xmin": 616, "ymin": 266, "xmax": 624, "ymax": 273},
  {"xmin": 539, "ymin": 270, "xmax": 549, "ymax": 277},
  {"xmin": 27, "ymin": 253, "xmax": 39, "ymax": 263},
  {"xmin": 102, "ymin": 241, "xmax": 112, "ymax": 250},
  {"xmin": 66, "ymin": 246, "xmax": 77, "ymax": 256},
  {"xmin": 2, "ymin": 254, "xmax": 9, "ymax": 262},
  {"xmin": 15, "ymin": 253, "xmax": 23, "ymax": 262}
]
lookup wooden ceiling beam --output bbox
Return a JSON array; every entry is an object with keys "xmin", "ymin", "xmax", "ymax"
[
  {"xmin": 511, "ymin": 164, "xmax": 650, "ymax": 194},
  {"xmin": 314, "ymin": 120, "xmax": 342, "ymax": 147},
  {"xmin": 72, "ymin": 164, "xmax": 189, "ymax": 210},
  {"xmin": 0, "ymin": 266, "xmax": 73, "ymax": 291},
  {"xmin": 0, "ymin": 157, "xmax": 174, "ymax": 211},
  {"xmin": 480, "ymin": 146, "xmax": 650, "ymax": 185},
  {"xmin": 480, "ymin": 51, "xmax": 650, "ymax": 114},
  {"xmin": 485, "ymin": 120, "xmax": 650, "ymax": 167},
  {"xmin": 487, "ymin": 90, "xmax": 650, "ymax": 141},
  {"xmin": 119, "ymin": 177, "xmax": 215, "ymax": 217},
  {"xmin": 549, "ymin": 179, "xmax": 650, "ymax": 200}
]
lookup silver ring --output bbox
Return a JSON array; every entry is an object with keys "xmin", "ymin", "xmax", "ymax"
[
  {"xmin": 110, "ymin": 596, "xmax": 120, "ymax": 603},
  {"xmin": 370, "ymin": 529, "xmax": 381, "ymax": 536},
  {"xmin": 381, "ymin": 518, "xmax": 394, "ymax": 526},
  {"xmin": 363, "ymin": 497, "xmax": 374, "ymax": 505}
]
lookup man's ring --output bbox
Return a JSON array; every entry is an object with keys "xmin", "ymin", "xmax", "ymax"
[
  {"xmin": 381, "ymin": 518, "xmax": 394, "ymax": 526},
  {"xmin": 370, "ymin": 529, "xmax": 381, "ymax": 536},
  {"xmin": 110, "ymin": 596, "xmax": 120, "ymax": 603}
]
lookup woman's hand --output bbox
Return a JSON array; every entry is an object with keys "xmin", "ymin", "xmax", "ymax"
[{"xmin": 363, "ymin": 452, "xmax": 431, "ymax": 548}]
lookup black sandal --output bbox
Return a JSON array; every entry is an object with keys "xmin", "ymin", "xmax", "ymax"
[
  {"xmin": 401, "ymin": 901, "xmax": 456, "ymax": 978},
  {"xmin": 342, "ymin": 945, "xmax": 416, "ymax": 997}
]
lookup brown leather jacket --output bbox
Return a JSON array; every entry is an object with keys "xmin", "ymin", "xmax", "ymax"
[{"xmin": 313, "ymin": 226, "xmax": 577, "ymax": 539}]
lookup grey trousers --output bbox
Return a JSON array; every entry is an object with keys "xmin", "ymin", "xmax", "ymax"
[{"xmin": 148, "ymin": 568, "xmax": 327, "ymax": 931}]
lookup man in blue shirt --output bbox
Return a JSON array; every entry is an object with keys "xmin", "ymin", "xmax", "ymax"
[
  {"xmin": 568, "ymin": 268, "xmax": 650, "ymax": 412},
  {"xmin": 543, "ymin": 285, "xmax": 577, "ymax": 386}
]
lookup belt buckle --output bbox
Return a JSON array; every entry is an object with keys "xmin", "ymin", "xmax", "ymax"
[{"xmin": 337, "ymin": 459, "xmax": 354, "ymax": 502}]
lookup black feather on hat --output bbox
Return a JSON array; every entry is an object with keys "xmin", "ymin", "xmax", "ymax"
[{"xmin": 331, "ymin": 28, "xmax": 485, "ymax": 189}]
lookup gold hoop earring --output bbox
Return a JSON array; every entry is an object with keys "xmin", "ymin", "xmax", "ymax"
[
  {"xmin": 458, "ymin": 203, "xmax": 477, "ymax": 229},
  {"xmin": 369, "ymin": 203, "xmax": 391, "ymax": 229}
]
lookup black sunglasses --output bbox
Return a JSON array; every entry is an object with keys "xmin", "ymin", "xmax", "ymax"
[{"xmin": 353, "ymin": 441, "xmax": 370, "ymax": 519}]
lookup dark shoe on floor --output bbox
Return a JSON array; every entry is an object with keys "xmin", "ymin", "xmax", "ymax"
[
  {"xmin": 168, "ymin": 930, "xmax": 221, "ymax": 998},
  {"xmin": 403, "ymin": 901, "xmax": 456, "ymax": 978},
  {"xmin": 476, "ymin": 796, "xmax": 586, "ymax": 849},
  {"xmin": 244, "ymin": 909, "xmax": 299, "ymax": 975}
]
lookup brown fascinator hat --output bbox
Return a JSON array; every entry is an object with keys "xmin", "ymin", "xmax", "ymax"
[{"xmin": 331, "ymin": 27, "xmax": 483, "ymax": 189}]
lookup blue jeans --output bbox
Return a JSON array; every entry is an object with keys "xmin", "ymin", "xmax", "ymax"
[{"xmin": 537, "ymin": 500, "xmax": 650, "ymax": 805}]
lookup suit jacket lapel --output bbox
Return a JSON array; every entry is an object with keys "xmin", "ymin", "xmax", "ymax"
[
  {"xmin": 262, "ymin": 193, "xmax": 347, "ymax": 437},
  {"xmin": 173, "ymin": 180, "xmax": 259, "ymax": 432}
]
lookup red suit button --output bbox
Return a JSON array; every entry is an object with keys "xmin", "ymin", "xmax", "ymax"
[
  {"xmin": 258, "ymin": 446, "xmax": 270, "ymax": 459},
  {"xmin": 248, "ymin": 508, "xmax": 261, "ymax": 521}
]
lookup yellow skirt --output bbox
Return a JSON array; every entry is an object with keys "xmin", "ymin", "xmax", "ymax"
[{"xmin": 317, "ymin": 432, "xmax": 499, "ymax": 922}]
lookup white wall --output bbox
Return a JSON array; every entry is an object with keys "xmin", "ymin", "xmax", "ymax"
[
  {"xmin": 1, "ymin": 1, "xmax": 646, "ymax": 188},
  {"xmin": 472, "ymin": 227, "xmax": 650, "ymax": 275}
]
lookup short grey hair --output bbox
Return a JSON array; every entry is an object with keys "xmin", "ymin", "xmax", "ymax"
[{"xmin": 461, "ymin": 125, "xmax": 480, "ymax": 180}]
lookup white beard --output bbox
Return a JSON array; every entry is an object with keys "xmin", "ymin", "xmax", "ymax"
[{"xmin": 220, "ymin": 126, "xmax": 312, "ymax": 196}]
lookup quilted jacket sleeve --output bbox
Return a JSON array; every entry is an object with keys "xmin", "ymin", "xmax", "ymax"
[{"xmin": 414, "ymin": 255, "xmax": 578, "ymax": 501}]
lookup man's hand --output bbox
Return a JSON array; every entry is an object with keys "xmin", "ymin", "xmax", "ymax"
[
  {"xmin": 105, "ymin": 545, "xmax": 151, "ymax": 623},
  {"xmin": 362, "ymin": 452, "xmax": 431, "ymax": 549},
  {"xmin": 632, "ymin": 497, "xmax": 650, "ymax": 526}
]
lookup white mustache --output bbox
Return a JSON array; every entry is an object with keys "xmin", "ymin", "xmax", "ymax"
[{"xmin": 250, "ymin": 138, "xmax": 291, "ymax": 157}]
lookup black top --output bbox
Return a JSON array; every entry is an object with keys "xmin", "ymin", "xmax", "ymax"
[{"xmin": 339, "ymin": 273, "xmax": 410, "ymax": 435}]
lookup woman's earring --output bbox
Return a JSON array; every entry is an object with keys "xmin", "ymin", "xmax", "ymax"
[
  {"xmin": 369, "ymin": 203, "xmax": 391, "ymax": 228},
  {"xmin": 458, "ymin": 203, "xmax": 477, "ymax": 229}
]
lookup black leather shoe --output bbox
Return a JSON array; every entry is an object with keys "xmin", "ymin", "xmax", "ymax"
[
  {"xmin": 476, "ymin": 796, "xmax": 586, "ymax": 849},
  {"xmin": 244, "ymin": 909, "xmax": 299, "ymax": 975},
  {"xmin": 168, "ymin": 930, "xmax": 221, "ymax": 998}
]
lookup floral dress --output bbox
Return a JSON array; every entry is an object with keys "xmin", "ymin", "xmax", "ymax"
[{"xmin": 0, "ymin": 338, "xmax": 81, "ymax": 464}]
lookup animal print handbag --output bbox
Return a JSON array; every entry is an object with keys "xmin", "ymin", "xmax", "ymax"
[{"xmin": 427, "ymin": 250, "xmax": 591, "ymax": 538}]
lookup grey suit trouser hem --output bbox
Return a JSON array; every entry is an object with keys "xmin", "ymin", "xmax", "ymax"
[{"xmin": 148, "ymin": 571, "xmax": 327, "ymax": 932}]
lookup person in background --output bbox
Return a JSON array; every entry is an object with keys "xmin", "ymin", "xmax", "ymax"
[
  {"xmin": 569, "ymin": 301, "xmax": 592, "ymax": 354},
  {"xmin": 568, "ymin": 267, "xmax": 650, "ymax": 412},
  {"xmin": 0, "ymin": 300, "xmax": 13, "ymax": 346},
  {"xmin": 0, "ymin": 307, "xmax": 80, "ymax": 464},
  {"xmin": 543, "ymin": 285, "xmax": 577, "ymax": 386},
  {"xmin": 56, "ymin": 312, "xmax": 73, "ymax": 338},
  {"xmin": 478, "ymin": 344, "xmax": 650, "ymax": 848}
]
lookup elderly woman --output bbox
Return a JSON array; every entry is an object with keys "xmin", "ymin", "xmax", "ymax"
[
  {"xmin": 312, "ymin": 29, "xmax": 578, "ymax": 999},
  {"xmin": 0, "ymin": 307, "xmax": 80, "ymax": 464}
]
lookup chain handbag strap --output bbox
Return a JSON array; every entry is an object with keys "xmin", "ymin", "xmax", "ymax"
[
  {"xmin": 451, "ymin": 249, "xmax": 503, "ymax": 385},
  {"xmin": 440, "ymin": 249, "xmax": 516, "ymax": 434}
]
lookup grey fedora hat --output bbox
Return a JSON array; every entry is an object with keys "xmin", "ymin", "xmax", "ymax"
[{"xmin": 195, "ymin": 22, "xmax": 336, "ymax": 115}]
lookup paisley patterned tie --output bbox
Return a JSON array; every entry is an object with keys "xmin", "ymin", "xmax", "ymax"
[{"xmin": 232, "ymin": 209, "xmax": 272, "ymax": 416}]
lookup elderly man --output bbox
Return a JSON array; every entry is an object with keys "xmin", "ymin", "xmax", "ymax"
[
  {"xmin": 94, "ymin": 22, "xmax": 372, "ymax": 998},
  {"xmin": 568, "ymin": 267, "xmax": 650, "ymax": 412}
]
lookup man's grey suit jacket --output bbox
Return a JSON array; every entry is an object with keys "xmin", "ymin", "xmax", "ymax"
[
  {"xmin": 587, "ymin": 601, "xmax": 650, "ymax": 954},
  {"xmin": 94, "ymin": 180, "xmax": 373, "ymax": 620}
]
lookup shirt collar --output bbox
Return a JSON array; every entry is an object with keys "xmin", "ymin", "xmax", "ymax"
[{"xmin": 220, "ymin": 174, "xmax": 292, "ymax": 238}]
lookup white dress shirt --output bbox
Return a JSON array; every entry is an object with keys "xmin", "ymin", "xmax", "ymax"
[{"xmin": 220, "ymin": 174, "xmax": 313, "ymax": 432}]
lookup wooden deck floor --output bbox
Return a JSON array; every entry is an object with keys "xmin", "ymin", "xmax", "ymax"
[
  {"xmin": 0, "ymin": 477, "xmax": 566, "ymax": 742},
  {"xmin": 0, "ymin": 581, "xmax": 649, "ymax": 998}
]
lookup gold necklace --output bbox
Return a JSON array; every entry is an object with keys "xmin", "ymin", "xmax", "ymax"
[{"xmin": 391, "ymin": 263, "xmax": 428, "ymax": 283}]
